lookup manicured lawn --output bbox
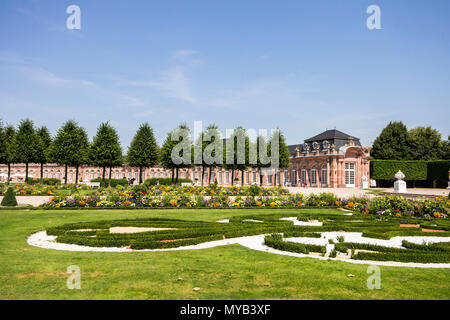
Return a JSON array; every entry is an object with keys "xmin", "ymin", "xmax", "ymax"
[{"xmin": 0, "ymin": 208, "xmax": 449, "ymax": 300}]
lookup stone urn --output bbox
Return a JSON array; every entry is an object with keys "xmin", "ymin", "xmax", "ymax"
[{"xmin": 393, "ymin": 170, "xmax": 407, "ymax": 193}]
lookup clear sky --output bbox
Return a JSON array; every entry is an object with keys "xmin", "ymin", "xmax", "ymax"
[{"xmin": 0, "ymin": 0, "xmax": 449, "ymax": 149}]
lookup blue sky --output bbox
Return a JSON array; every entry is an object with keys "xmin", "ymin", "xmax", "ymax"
[{"xmin": 0, "ymin": 0, "xmax": 449, "ymax": 148}]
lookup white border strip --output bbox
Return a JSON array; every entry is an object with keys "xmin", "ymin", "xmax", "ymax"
[{"xmin": 27, "ymin": 231, "xmax": 450, "ymax": 268}]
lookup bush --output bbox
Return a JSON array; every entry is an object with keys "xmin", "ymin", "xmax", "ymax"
[
  {"xmin": 26, "ymin": 178, "xmax": 61, "ymax": 185},
  {"xmin": 1, "ymin": 187, "xmax": 18, "ymax": 207},
  {"xmin": 90, "ymin": 178, "xmax": 128, "ymax": 187},
  {"xmin": 144, "ymin": 178, "xmax": 192, "ymax": 186}
]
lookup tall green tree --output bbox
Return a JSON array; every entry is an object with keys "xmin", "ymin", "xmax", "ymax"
[
  {"xmin": 36, "ymin": 126, "xmax": 52, "ymax": 184},
  {"xmin": 194, "ymin": 124, "xmax": 222, "ymax": 185},
  {"xmin": 223, "ymin": 127, "xmax": 249, "ymax": 186},
  {"xmin": 408, "ymin": 126, "xmax": 443, "ymax": 160},
  {"xmin": 443, "ymin": 135, "xmax": 450, "ymax": 160},
  {"xmin": 90, "ymin": 122, "xmax": 123, "ymax": 186},
  {"xmin": 13, "ymin": 119, "xmax": 40, "ymax": 183},
  {"xmin": 48, "ymin": 121, "xmax": 89, "ymax": 185},
  {"xmin": 254, "ymin": 134, "xmax": 270, "ymax": 185},
  {"xmin": 371, "ymin": 121, "xmax": 410, "ymax": 160},
  {"xmin": 160, "ymin": 124, "xmax": 192, "ymax": 184},
  {"xmin": 269, "ymin": 129, "xmax": 291, "ymax": 186},
  {"xmin": 1, "ymin": 125, "xmax": 16, "ymax": 182},
  {"xmin": 127, "ymin": 123, "xmax": 159, "ymax": 184}
]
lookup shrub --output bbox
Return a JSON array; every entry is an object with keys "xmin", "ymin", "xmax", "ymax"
[
  {"xmin": 26, "ymin": 178, "xmax": 61, "ymax": 185},
  {"xmin": 144, "ymin": 178, "xmax": 193, "ymax": 186},
  {"xmin": 1, "ymin": 187, "xmax": 18, "ymax": 207},
  {"xmin": 90, "ymin": 178, "xmax": 128, "ymax": 187}
]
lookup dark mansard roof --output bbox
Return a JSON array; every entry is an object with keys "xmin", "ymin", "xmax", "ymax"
[{"xmin": 288, "ymin": 129, "xmax": 361, "ymax": 156}]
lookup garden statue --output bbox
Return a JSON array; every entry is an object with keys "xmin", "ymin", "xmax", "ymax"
[
  {"xmin": 360, "ymin": 175, "xmax": 369, "ymax": 189},
  {"xmin": 295, "ymin": 146, "xmax": 300, "ymax": 157},
  {"xmin": 393, "ymin": 170, "xmax": 407, "ymax": 193}
]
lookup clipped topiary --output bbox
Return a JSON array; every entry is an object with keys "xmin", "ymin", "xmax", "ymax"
[{"xmin": 1, "ymin": 187, "xmax": 18, "ymax": 207}]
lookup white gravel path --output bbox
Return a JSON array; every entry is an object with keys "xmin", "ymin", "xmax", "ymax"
[{"xmin": 27, "ymin": 230, "xmax": 450, "ymax": 268}]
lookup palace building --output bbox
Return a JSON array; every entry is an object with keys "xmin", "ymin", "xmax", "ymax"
[{"xmin": 0, "ymin": 129, "xmax": 370, "ymax": 188}]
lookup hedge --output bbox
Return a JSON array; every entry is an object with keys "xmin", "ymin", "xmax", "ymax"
[
  {"xmin": 370, "ymin": 160, "xmax": 450, "ymax": 182},
  {"xmin": 370, "ymin": 160, "xmax": 428, "ymax": 181},
  {"xmin": 427, "ymin": 160, "xmax": 450, "ymax": 182},
  {"xmin": 90, "ymin": 178, "xmax": 128, "ymax": 187},
  {"xmin": 144, "ymin": 178, "xmax": 193, "ymax": 186},
  {"xmin": 26, "ymin": 178, "xmax": 61, "ymax": 185}
]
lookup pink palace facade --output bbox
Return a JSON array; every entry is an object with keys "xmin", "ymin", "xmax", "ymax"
[{"xmin": 0, "ymin": 129, "xmax": 370, "ymax": 188}]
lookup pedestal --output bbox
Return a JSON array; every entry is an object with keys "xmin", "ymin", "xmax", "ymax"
[
  {"xmin": 394, "ymin": 180, "xmax": 407, "ymax": 193},
  {"xmin": 361, "ymin": 181, "xmax": 369, "ymax": 189}
]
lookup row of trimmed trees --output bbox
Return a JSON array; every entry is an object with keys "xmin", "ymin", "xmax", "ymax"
[{"xmin": 0, "ymin": 119, "xmax": 291, "ymax": 186}]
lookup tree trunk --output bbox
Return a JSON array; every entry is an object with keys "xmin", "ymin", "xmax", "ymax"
[
  {"xmin": 64, "ymin": 164, "xmax": 68, "ymax": 185},
  {"xmin": 108, "ymin": 166, "xmax": 112, "ymax": 187},
  {"xmin": 102, "ymin": 167, "xmax": 106, "ymax": 182},
  {"xmin": 259, "ymin": 168, "xmax": 263, "ymax": 185},
  {"xmin": 176, "ymin": 168, "xmax": 179, "ymax": 184},
  {"xmin": 25, "ymin": 163, "xmax": 29, "ymax": 183},
  {"xmin": 7, "ymin": 163, "xmax": 11, "ymax": 183},
  {"xmin": 40, "ymin": 163, "xmax": 44, "ymax": 184},
  {"xmin": 241, "ymin": 170, "xmax": 244, "ymax": 185},
  {"xmin": 201, "ymin": 166, "xmax": 205, "ymax": 186},
  {"xmin": 139, "ymin": 167, "xmax": 142, "ymax": 184},
  {"xmin": 171, "ymin": 168, "xmax": 175, "ymax": 184},
  {"xmin": 75, "ymin": 165, "xmax": 79, "ymax": 186},
  {"xmin": 231, "ymin": 169, "xmax": 235, "ymax": 186}
]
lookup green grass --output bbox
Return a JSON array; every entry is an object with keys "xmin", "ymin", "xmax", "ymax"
[{"xmin": 0, "ymin": 208, "xmax": 449, "ymax": 300}]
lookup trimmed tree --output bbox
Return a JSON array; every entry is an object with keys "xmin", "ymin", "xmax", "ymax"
[
  {"xmin": 48, "ymin": 121, "xmax": 90, "ymax": 185},
  {"xmin": 127, "ymin": 123, "xmax": 159, "ymax": 184},
  {"xmin": 223, "ymin": 127, "xmax": 249, "ymax": 186},
  {"xmin": 160, "ymin": 124, "xmax": 193, "ymax": 184},
  {"xmin": 13, "ymin": 119, "xmax": 40, "ymax": 183},
  {"xmin": 254, "ymin": 134, "xmax": 270, "ymax": 185},
  {"xmin": 2, "ymin": 125, "xmax": 16, "ymax": 182},
  {"xmin": 1, "ymin": 187, "xmax": 18, "ymax": 207},
  {"xmin": 36, "ymin": 126, "xmax": 52, "ymax": 184},
  {"xmin": 89, "ymin": 122, "xmax": 123, "ymax": 186},
  {"xmin": 269, "ymin": 129, "xmax": 291, "ymax": 186}
]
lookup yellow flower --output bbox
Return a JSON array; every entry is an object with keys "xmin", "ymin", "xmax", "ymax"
[
  {"xmin": 186, "ymin": 202, "xmax": 191, "ymax": 207},
  {"xmin": 233, "ymin": 202, "xmax": 239, "ymax": 207},
  {"xmin": 96, "ymin": 202, "xmax": 102, "ymax": 207},
  {"xmin": 433, "ymin": 212, "xmax": 441, "ymax": 219},
  {"xmin": 270, "ymin": 202, "xmax": 276, "ymax": 207},
  {"xmin": 78, "ymin": 200, "xmax": 85, "ymax": 206},
  {"xmin": 335, "ymin": 201, "xmax": 341, "ymax": 206},
  {"xmin": 348, "ymin": 202, "xmax": 354, "ymax": 208},
  {"xmin": 122, "ymin": 200, "xmax": 131, "ymax": 206},
  {"xmin": 169, "ymin": 200, "xmax": 177, "ymax": 206},
  {"xmin": 255, "ymin": 201, "xmax": 262, "ymax": 206}
]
